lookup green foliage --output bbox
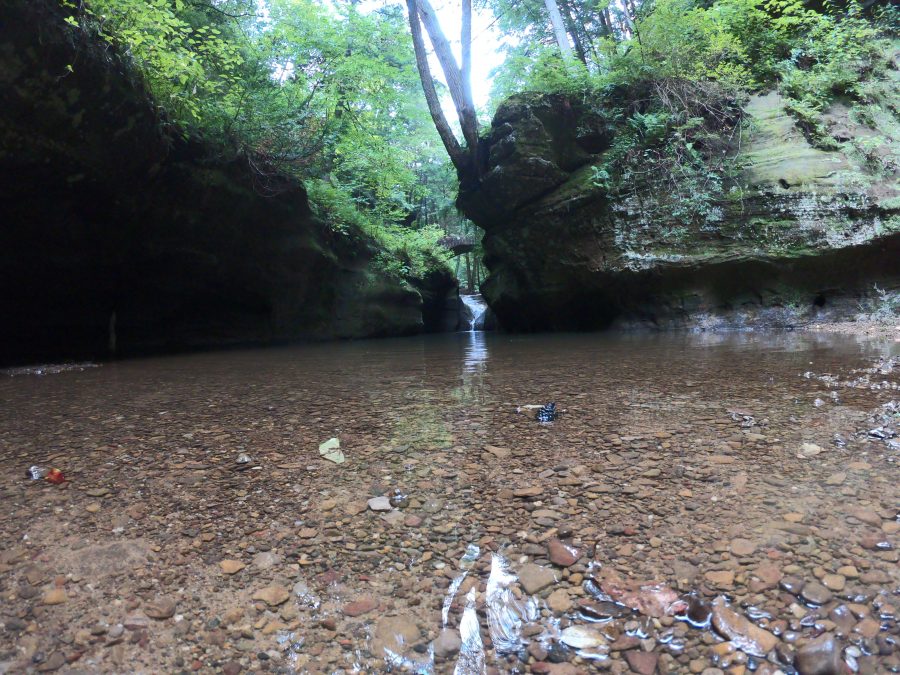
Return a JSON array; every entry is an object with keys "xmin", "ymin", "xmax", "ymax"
[
  {"xmin": 70, "ymin": 0, "xmax": 247, "ymax": 134},
  {"xmin": 307, "ymin": 179, "xmax": 451, "ymax": 282},
  {"xmin": 63, "ymin": 0, "xmax": 460, "ymax": 285},
  {"xmin": 775, "ymin": 7, "xmax": 895, "ymax": 145},
  {"xmin": 492, "ymin": 0, "xmax": 895, "ymax": 225}
]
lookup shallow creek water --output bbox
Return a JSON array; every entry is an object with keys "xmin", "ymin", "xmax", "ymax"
[{"xmin": 0, "ymin": 331, "xmax": 898, "ymax": 674}]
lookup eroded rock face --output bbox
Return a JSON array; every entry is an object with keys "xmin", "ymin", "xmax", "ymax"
[
  {"xmin": 459, "ymin": 88, "xmax": 900, "ymax": 331},
  {"xmin": 0, "ymin": 1, "xmax": 456, "ymax": 365}
]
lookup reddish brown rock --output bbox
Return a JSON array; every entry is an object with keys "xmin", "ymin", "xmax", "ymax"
[
  {"xmin": 625, "ymin": 650, "xmax": 659, "ymax": 675},
  {"xmin": 711, "ymin": 596, "xmax": 779, "ymax": 657},
  {"xmin": 343, "ymin": 596, "xmax": 378, "ymax": 617},
  {"xmin": 547, "ymin": 539, "xmax": 579, "ymax": 567}
]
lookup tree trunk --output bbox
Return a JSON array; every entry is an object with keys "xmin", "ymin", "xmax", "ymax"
[
  {"xmin": 405, "ymin": 0, "xmax": 467, "ymax": 172},
  {"xmin": 414, "ymin": 0, "xmax": 478, "ymax": 152},
  {"xmin": 465, "ymin": 252, "xmax": 473, "ymax": 293},
  {"xmin": 559, "ymin": 0, "xmax": 587, "ymax": 65},
  {"xmin": 462, "ymin": 0, "xmax": 473, "ymax": 113},
  {"xmin": 543, "ymin": 0, "xmax": 574, "ymax": 60}
]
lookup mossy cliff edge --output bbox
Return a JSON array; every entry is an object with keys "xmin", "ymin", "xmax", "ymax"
[
  {"xmin": 0, "ymin": 1, "xmax": 457, "ymax": 365},
  {"xmin": 459, "ymin": 75, "xmax": 900, "ymax": 331}
]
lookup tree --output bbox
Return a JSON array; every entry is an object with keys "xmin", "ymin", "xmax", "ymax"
[
  {"xmin": 406, "ymin": 0, "xmax": 479, "ymax": 178},
  {"xmin": 543, "ymin": 0, "xmax": 575, "ymax": 59}
]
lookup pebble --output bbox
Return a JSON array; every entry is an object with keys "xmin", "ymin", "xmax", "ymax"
[
  {"xmin": 251, "ymin": 586, "xmax": 289, "ymax": 607},
  {"xmin": 42, "ymin": 588, "xmax": 67, "ymax": 605},
  {"xmin": 547, "ymin": 588, "xmax": 572, "ymax": 614},
  {"xmin": 220, "ymin": 559, "xmax": 246, "ymax": 574},
  {"xmin": 367, "ymin": 496, "xmax": 392, "ymax": 512},
  {"xmin": 711, "ymin": 596, "xmax": 778, "ymax": 657},
  {"xmin": 559, "ymin": 625, "xmax": 607, "ymax": 650},
  {"xmin": 705, "ymin": 570, "xmax": 735, "ymax": 588},
  {"xmin": 800, "ymin": 581, "xmax": 833, "ymax": 606},
  {"xmin": 343, "ymin": 596, "xmax": 378, "ymax": 617},
  {"xmin": 518, "ymin": 563, "xmax": 557, "ymax": 594},
  {"xmin": 372, "ymin": 614, "xmax": 419, "ymax": 657},
  {"xmin": 730, "ymin": 539, "xmax": 756, "ymax": 556},
  {"xmin": 795, "ymin": 633, "xmax": 842, "ymax": 675},
  {"xmin": 433, "ymin": 628, "xmax": 462, "ymax": 658},
  {"xmin": 821, "ymin": 573, "xmax": 845, "ymax": 591},
  {"xmin": 625, "ymin": 650, "xmax": 659, "ymax": 675},
  {"xmin": 547, "ymin": 539, "xmax": 579, "ymax": 567},
  {"xmin": 144, "ymin": 597, "xmax": 177, "ymax": 620}
]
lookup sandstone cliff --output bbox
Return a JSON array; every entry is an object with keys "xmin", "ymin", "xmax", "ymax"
[
  {"xmin": 459, "ymin": 79, "xmax": 899, "ymax": 331},
  {"xmin": 0, "ymin": 1, "xmax": 457, "ymax": 364}
]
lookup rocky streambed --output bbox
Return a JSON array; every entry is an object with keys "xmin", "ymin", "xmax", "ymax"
[{"xmin": 0, "ymin": 332, "xmax": 897, "ymax": 674}]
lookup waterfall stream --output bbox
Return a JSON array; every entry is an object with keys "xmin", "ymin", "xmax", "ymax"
[{"xmin": 460, "ymin": 294, "xmax": 488, "ymax": 331}]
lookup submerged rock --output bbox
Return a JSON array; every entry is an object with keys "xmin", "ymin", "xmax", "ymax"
[
  {"xmin": 711, "ymin": 595, "xmax": 779, "ymax": 657},
  {"xmin": 796, "ymin": 633, "xmax": 843, "ymax": 675}
]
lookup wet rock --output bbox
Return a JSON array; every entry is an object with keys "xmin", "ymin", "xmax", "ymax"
[
  {"xmin": 433, "ymin": 628, "xmax": 462, "ymax": 658},
  {"xmin": 750, "ymin": 563, "xmax": 782, "ymax": 591},
  {"xmin": 711, "ymin": 596, "xmax": 778, "ymax": 657},
  {"xmin": 36, "ymin": 651, "xmax": 66, "ymax": 672},
  {"xmin": 373, "ymin": 615, "xmax": 420, "ymax": 658},
  {"xmin": 381, "ymin": 510, "xmax": 406, "ymax": 526},
  {"xmin": 559, "ymin": 625, "xmax": 607, "ymax": 650},
  {"xmin": 547, "ymin": 539, "xmax": 579, "ymax": 567},
  {"xmin": 547, "ymin": 588, "xmax": 572, "ymax": 614},
  {"xmin": 252, "ymin": 551, "xmax": 282, "ymax": 570},
  {"xmin": 705, "ymin": 570, "xmax": 735, "ymax": 588},
  {"xmin": 123, "ymin": 613, "xmax": 149, "ymax": 631},
  {"xmin": 683, "ymin": 596, "xmax": 713, "ymax": 628},
  {"xmin": 828, "ymin": 605, "xmax": 855, "ymax": 633},
  {"xmin": 251, "ymin": 586, "xmax": 289, "ymax": 607},
  {"xmin": 220, "ymin": 559, "xmax": 246, "ymax": 574},
  {"xmin": 145, "ymin": 597, "xmax": 177, "ymax": 619},
  {"xmin": 849, "ymin": 508, "xmax": 882, "ymax": 527},
  {"xmin": 483, "ymin": 445, "xmax": 511, "ymax": 459},
  {"xmin": 388, "ymin": 488, "xmax": 409, "ymax": 508},
  {"xmin": 821, "ymin": 574, "xmax": 846, "ymax": 591},
  {"xmin": 343, "ymin": 596, "xmax": 378, "ymax": 617},
  {"xmin": 598, "ymin": 572, "xmax": 685, "ymax": 618},
  {"xmin": 799, "ymin": 443, "xmax": 824, "ymax": 458},
  {"xmin": 730, "ymin": 539, "xmax": 756, "ymax": 556},
  {"xmin": 800, "ymin": 581, "xmax": 833, "ymax": 606},
  {"xmin": 41, "ymin": 588, "xmax": 66, "ymax": 605},
  {"xmin": 367, "ymin": 496, "xmax": 392, "ymax": 512},
  {"xmin": 221, "ymin": 662, "xmax": 242, "ymax": 675},
  {"xmin": 780, "ymin": 577, "xmax": 806, "ymax": 594},
  {"xmin": 625, "ymin": 650, "xmax": 659, "ymax": 675},
  {"xmin": 518, "ymin": 563, "xmax": 557, "ymax": 594},
  {"xmin": 796, "ymin": 633, "xmax": 843, "ymax": 675}
]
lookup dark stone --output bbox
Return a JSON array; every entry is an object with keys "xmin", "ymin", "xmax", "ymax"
[{"xmin": 796, "ymin": 633, "xmax": 843, "ymax": 675}]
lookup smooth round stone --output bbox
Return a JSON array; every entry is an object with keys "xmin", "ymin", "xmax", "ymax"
[
  {"xmin": 800, "ymin": 581, "xmax": 833, "ymax": 606},
  {"xmin": 821, "ymin": 574, "xmax": 845, "ymax": 591}
]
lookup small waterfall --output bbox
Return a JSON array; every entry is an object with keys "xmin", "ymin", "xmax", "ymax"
[{"xmin": 460, "ymin": 294, "xmax": 488, "ymax": 331}]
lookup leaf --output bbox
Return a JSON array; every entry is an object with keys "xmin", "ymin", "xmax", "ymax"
[{"xmin": 319, "ymin": 437, "xmax": 345, "ymax": 464}]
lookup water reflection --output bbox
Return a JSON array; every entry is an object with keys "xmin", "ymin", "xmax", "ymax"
[
  {"xmin": 462, "ymin": 331, "xmax": 488, "ymax": 374},
  {"xmin": 447, "ymin": 331, "xmax": 491, "ymax": 405}
]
